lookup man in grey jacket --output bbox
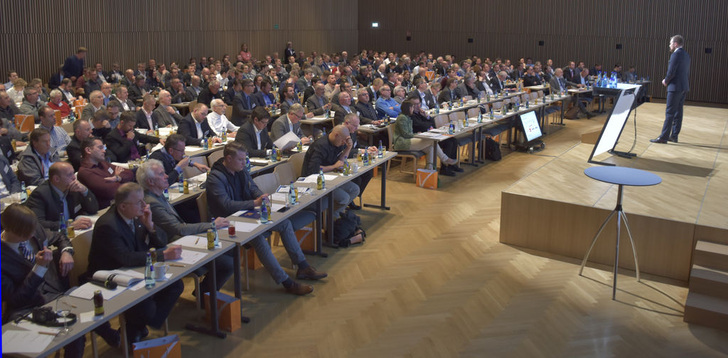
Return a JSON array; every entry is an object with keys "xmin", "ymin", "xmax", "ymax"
[{"xmin": 17, "ymin": 128, "xmax": 60, "ymax": 186}]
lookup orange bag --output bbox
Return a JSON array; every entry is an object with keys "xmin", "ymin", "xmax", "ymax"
[{"xmin": 416, "ymin": 168, "xmax": 438, "ymax": 189}]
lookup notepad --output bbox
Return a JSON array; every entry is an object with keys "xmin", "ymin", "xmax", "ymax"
[
  {"xmin": 234, "ymin": 221, "xmax": 260, "ymax": 232},
  {"xmin": 2, "ymin": 330, "xmax": 54, "ymax": 354}
]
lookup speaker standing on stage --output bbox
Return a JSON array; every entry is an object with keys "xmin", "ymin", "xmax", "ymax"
[{"xmin": 651, "ymin": 35, "xmax": 690, "ymax": 144}]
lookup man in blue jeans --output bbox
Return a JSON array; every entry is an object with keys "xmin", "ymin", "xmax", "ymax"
[
  {"xmin": 652, "ymin": 34, "xmax": 690, "ymax": 144},
  {"xmin": 206, "ymin": 141, "xmax": 327, "ymax": 295}
]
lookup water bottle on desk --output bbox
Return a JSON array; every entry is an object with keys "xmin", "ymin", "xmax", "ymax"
[
  {"xmin": 178, "ymin": 174, "xmax": 184, "ymax": 193},
  {"xmin": 289, "ymin": 182, "xmax": 297, "ymax": 205},
  {"xmin": 317, "ymin": 169, "xmax": 325, "ymax": 190},
  {"xmin": 378, "ymin": 140, "xmax": 384, "ymax": 158},
  {"xmin": 260, "ymin": 204, "xmax": 269, "ymax": 224},
  {"xmin": 20, "ymin": 181, "xmax": 28, "ymax": 203},
  {"xmin": 145, "ymin": 252, "xmax": 155, "ymax": 288}
]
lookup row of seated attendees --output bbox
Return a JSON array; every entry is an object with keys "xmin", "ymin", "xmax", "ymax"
[{"xmin": 1, "ymin": 44, "xmax": 629, "ymax": 355}]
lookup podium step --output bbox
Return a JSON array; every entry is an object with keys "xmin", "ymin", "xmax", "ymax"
[
  {"xmin": 693, "ymin": 241, "xmax": 728, "ymax": 272},
  {"xmin": 684, "ymin": 292, "xmax": 728, "ymax": 332}
]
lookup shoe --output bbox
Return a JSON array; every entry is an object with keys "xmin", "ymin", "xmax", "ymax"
[
  {"xmin": 586, "ymin": 112, "xmax": 594, "ymax": 119},
  {"xmin": 439, "ymin": 166, "xmax": 455, "ymax": 177},
  {"xmin": 285, "ymin": 281, "xmax": 314, "ymax": 295},
  {"xmin": 96, "ymin": 327, "xmax": 121, "ymax": 349},
  {"xmin": 451, "ymin": 165, "xmax": 464, "ymax": 172},
  {"xmin": 348, "ymin": 202, "xmax": 361, "ymax": 210},
  {"xmin": 669, "ymin": 137, "xmax": 678, "ymax": 143},
  {"xmin": 650, "ymin": 138, "xmax": 667, "ymax": 144},
  {"xmin": 296, "ymin": 266, "xmax": 328, "ymax": 280}
]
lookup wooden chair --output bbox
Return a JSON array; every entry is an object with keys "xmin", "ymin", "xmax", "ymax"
[
  {"xmin": 385, "ymin": 124, "xmax": 425, "ymax": 181},
  {"xmin": 206, "ymin": 150, "xmax": 224, "ymax": 167},
  {"xmin": 288, "ymin": 152, "xmax": 306, "ymax": 179},
  {"xmin": 14, "ymin": 114, "xmax": 34, "ymax": 133}
]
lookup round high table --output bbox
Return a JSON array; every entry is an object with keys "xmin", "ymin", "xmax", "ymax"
[{"xmin": 579, "ymin": 166, "xmax": 662, "ymax": 300}]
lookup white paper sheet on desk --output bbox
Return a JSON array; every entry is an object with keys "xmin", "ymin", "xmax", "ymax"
[
  {"xmin": 276, "ymin": 185, "xmax": 290, "ymax": 193},
  {"xmin": 172, "ymin": 249, "xmax": 207, "ymax": 265},
  {"xmin": 429, "ymin": 127, "xmax": 450, "ymax": 134},
  {"xmin": 73, "ymin": 215, "xmax": 100, "ymax": 236},
  {"xmin": 175, "ymin": 235, "xmax": 209, "ymax": 249},
  {"xmin": 15, "ymin": 321, "xmax": 61, "ymax": 334},
  {"xmin": 273, "ymin": 131, "xmax": 301, "ymax": 151},
  {"xmin": 234, "ymin": 221, "xmax": 260, "ymax": 232},
  {"xmin": 271, "ymin": 203, "xmax": 285, "ymax": 212},
  {"xmin": 2, "ymin": 330, "xmax": 54, "ymax": 354},
  {"xmin": 301, "ymin": 174, "xmax": 337, "ymax": 183},
  {"xmin": 70, "ymin": 282, "xmax": 127, "ymax": 300},
  {"xmin": 79, "ymin": 311, "xmax": 105, "ymax": 323},
  {"xmin": 271, "ymin": 193, "xmax": 287, "ymax": 202}
]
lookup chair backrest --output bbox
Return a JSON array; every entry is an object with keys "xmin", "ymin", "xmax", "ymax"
[
  {"xmin": 273, "ymin": 161, "xmax": 295, "ymax": 185},
  {"xmin": 467, "ymin": 107, "xmax": 480, "ymax": 118},
  {"xmin": 449, "ymin": 111, "xmax": 465, "ymax": 122},
  {"xmin": 492, "ymin": 101, "xmax": 503, "ymax": 110},
  {"xmin": 537, "ymin": 90, "xmax": 544, "ymax": 98},
  {"xmin": 225, "ymin": 105, "xmax": 233, "ymax": 120},
  {"xmin": 434, "ymin": 114, "xmax": 449, "ymax": 128},
  {"xmin": 196, "ymin": 191, "xmax": 209, "ymax": 222},
  {"xmin": 14, "ymin": 114, "xmax": 34, "ymax": 133},
  {"xmin": 530, "ymin": 92, "xmax": 539, "ymax": 101},
  {"xmin": 252, "ymin": 172, "xmax": 279, "ymax": 195},
  {"xmin": 386, "ymin": 124, "xmax": 395, "ymax": 150},
  {"xmin": 182, "ymin": 163, "xmax": 205, "ymax": 180},
  {"xmin": 189, "ymin": 100, "xmax": 198, "ymax": 108},
  {"xmin": 69, "ymin": 232, "xmax": 93, "ymax": 287},
  {"xmin": 73, "ymin": 98, "xmax": 87, "ymax": 107},
  {"xmin": 288, "ymin": 152, "xmax": 306, "ymax": 179},
  {"xmin": 207, "ymin": 149, "xmax": 224, "ymax": 167}
]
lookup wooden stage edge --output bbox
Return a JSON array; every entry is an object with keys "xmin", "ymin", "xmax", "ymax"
[{"xmin": 499, "ymin": 103, "xmax": 728, "ymax": 283}]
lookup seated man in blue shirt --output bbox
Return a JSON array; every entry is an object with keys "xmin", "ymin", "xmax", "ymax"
[{"xmin": 375, "ymin": 85, "xmax": 401, "ymax": 119}]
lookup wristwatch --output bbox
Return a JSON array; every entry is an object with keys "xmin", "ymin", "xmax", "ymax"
[{"xmin": 62, "ymin": 247, "xmax": 75, "ymax": 256}]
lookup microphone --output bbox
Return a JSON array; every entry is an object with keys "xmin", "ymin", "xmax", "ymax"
[{"xmin": 89, "ymin": 278, "xmax": 118, "ymax": 290}]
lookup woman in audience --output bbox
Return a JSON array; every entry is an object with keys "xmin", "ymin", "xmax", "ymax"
[
  {"xmin": 7, "ymin": 78, "xmax": 26, "ymax": 104},
  {"xmin": 393, "ymin": 100, "xmax": 457, "ymax": 172},
  {"xmin": 239, "ymin": 43, "xmax": 252, "ymax": 63}
]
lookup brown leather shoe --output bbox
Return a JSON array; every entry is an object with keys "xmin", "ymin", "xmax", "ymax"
[
  {"xmin": 296, "ymin": 266, "xmax": 328, "ymax": 280},
  {"xmin": 285, "ymin": 281, "xmax": 314, "ymax": 295}
]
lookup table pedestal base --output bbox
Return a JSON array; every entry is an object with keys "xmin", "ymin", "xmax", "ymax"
[{"xmin": 578, "ymin": 184, "xmax": 641, "ymax": 300}]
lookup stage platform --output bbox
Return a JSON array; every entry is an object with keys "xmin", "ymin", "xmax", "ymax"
[{"xmin": 500, "ymin": 102, "xmax": 728, "ymax": 282}]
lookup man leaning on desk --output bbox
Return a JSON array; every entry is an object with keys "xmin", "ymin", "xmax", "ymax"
[
  {"xmin": 87, "ymin": 183, "xmax": 184, "ymax": 345},
  {"xmin": 206, "ymin": 141, "xmax": 327, "ymax": 295},
  {"xmin": 1, "ymin": 204, "xmax": 121, "ymax": 356}
]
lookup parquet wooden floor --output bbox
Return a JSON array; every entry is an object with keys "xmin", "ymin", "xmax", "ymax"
[{"xmin": 92, "ymin": 103, "xmax": 728, "ymax": 358}]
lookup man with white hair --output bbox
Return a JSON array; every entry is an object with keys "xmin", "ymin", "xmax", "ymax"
[
  {"xmin": 153, "ymin": 90, "xmax": 183, "ymax": 127},
  {"xmin": 207, "ymin": 99, "xmax": 239, "ymax": 137},
  {"xmin": 47, "ymin": 89, "xmax": 72, "ymax": 118},
  {"xmin": 80, "ymin": 90, "xmax": 105, "ymax": 121},
  {"xmin": 19, "ymin": 87, "xmax": 46, "ymax": 118},
  {"xmin": 137, "ymin": 159, "xmax": 233, "ymax": 295}
]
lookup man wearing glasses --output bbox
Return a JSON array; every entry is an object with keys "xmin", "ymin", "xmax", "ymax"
[
  {"xmin": 270, "ymin": 103, "xmax": 312, "ymax": 145},
  {"xmin": 230, "ymin": 79, "xmax": 258, "ymax": 126},
  {"xmin": 149, "ymin": 134, "xmax": 209, "ymax": 186},
  {"xmin": 235, "ymin": 106, "xmax": 273, "ymax": 158},
  {"xmin": 87, "ymin": 182, "xmax": 183, "ymax": 344},
  {"xmin": 206, "ymin": 99, "xmax": 239, "ymax": 137}
]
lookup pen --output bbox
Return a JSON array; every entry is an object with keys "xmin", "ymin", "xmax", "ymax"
[
  {"xmin": 195, "ymin": 238, "xmax": 200, "ymax": 245},
  {"xmin": 38, "ymin": 331, "xmax": 58, "ymax": 336},
  {"xmin": 169, "ymin": 263, "xmax": 185, "ymax": 268}
]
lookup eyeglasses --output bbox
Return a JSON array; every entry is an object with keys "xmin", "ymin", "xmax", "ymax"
[
  {"xmin": 123, "ymin": 199, "xmax": 146, "ymax": 207},
  {"xmin": 170, "ymin": 146, "xmax": 185, "ymax": 153}
]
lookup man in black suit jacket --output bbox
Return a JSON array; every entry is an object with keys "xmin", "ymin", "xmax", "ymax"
[
  {"xmin": 652, "ymin": 35, "xmax": 691, "ymax": 144},
  {"xmin": 353, "ymin": 88, "xmax": 381, "ymax": 125},
  {"xmin": 235, "ymin": 106, "xmax": 273, "ymax": 158},
  {"xmin": 254, "ymin": 79, "xmax": 277, "ymax": 108},
  {"xmin": 177, "ymin": 103, "xmax": 214, "ymax": 146},
  {"xmin": 105, "ymin": 112, "xmax": 160, "ymax": 162},
  {"xmin": 408, "ymin": 78, "xmax": 437, "ymax": 110},
  {"xmin": 87, "ymin": 183, "xmax": 183, "ymax": 344},
  {"xmin": 135, "ymin": 94, "xmax": 158, "ymax": 131},
  {"xmin": 149, "ymin": 134, "xmax": 209, "ymax": 185},
  {"xmin": 231, "ymin": 79, "xmax": 258, "ymax": 126},
  {"xmin": 128, "ymin": 76, "xmax": 147, "ymax": 103},
  {"xmin": 1, "ymin": 204, "xmax": 121, "ymax": 351},
  {"xmin": 563, "ymin": 62, "xmax": 578, "ymax": 84},
  {"xmin": 153, "ymin": 90, "xmax": 183, "ymax": 127},
  {"xmin": 25, "ymin": 162, "xmax": 98, "ymax": 231},
  {"xmin": 66, "ymin": 119, "xmax": 92, "ymax": 171},
  {"xmin": 438, "ymin": 78, "xmax": 461, "ymax": 104},
  {"xmin": 196, "ymin": 80, "xmax": 222, "ymax": 107}
]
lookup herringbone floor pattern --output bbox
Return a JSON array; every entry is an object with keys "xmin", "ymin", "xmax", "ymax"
[{"xmin": 93, "ymin": 103, "xmax": 728, "ymax": 358}]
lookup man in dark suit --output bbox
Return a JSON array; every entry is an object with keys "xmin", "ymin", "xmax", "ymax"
[
  {"xmin": 563, "ymin": 61, "xmax": 578, "ymax": 84},
  {"xmin": 178, "ymin": 103, "xmax": 215, "ymax": 146},
  {"xmin": 105, "ymin": 112, "xmax": 160, "ymax": 163},
  {"xmin": 149, "ymin": 134, "xmax": 209, "ymax": 185},
  {"xmin": 254, "ymin": 79, "xmax": 277, "ymax": 108},
  {"xmin": 652, "ymin": 35, "xmax": 691, "ymax": 144},
  {"xmin": 153, "ymin": 90, "xmax": 183, "ymax": 127},
  {"xmin": 66, "ymin": 119, "xmax": 92, "ymax": 171},
  {"xmin": 128, "ymin": 76, "xmax": 147, "ymax": 103},
  {"xmin": 87, "ymin": 183, "xmax": 183, "ymax": 344},
  {"xmin": 222, "ymin": 79, "xmax": 241, "ymax": 105},
  {"xmin": 135, "ymin": 94, "xmax": 158, "ymax": 131},
  {"xmin": 185, "ymin": 75, "xmax": 203, "ymax": 100},
  {"xmin": 231, "ymin": 79, "xmax": 258, "ymax": 126},
  {"xmin": 169, "ymin": 78, "xmax": 192, "ymax": 104},
  {"xmin": 306, "ymin": 83, "xmax": 332, "ymax": 116},
  {"xmin": 332, "ymin": 92, "xmax": 356, "ymax": 126},
  {"xmin": 25, "ymin": 162, "xmax": 98, "ymax": 231},
  {"xmin": 235, "ymin": 106, "xmax": 272, "ymax": 158},
  {"xmin": 296, "ymin": 69, "xmax": 313, "ymax": 94},
  {"xmin": 270, "ymin": 103, "xmax": 311, "ymax": 145},
  {"xmin": 353, "ymin": 88, "xmax": 381, "ymax": 125},
  {"xmin": 408, "ymin": 78, "xmax": 437, "ymax": 110},
  {"xmin": 1, "ymin": 204, "xmax": 120, "ymax": 353},
  {"xmin": 302, "ymin": 75, "xmax": 318, "ymax": 105},
  {"xmin": 110, "ymin": 85, "xmax": 137, "ymax": 112},
  {"xmin": 438, "ymin": 78, "xmax": 461, "ymax": 104},
  {"xmin": 196, "ymin": 79, "xmax": 222, "ymax": 107}
]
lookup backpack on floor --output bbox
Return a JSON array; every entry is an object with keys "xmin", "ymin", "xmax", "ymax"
[
  {"xmin": 485, "ymin": 137, "xmax": 502, "ymax": 161},
  {"xmin": 334, "ymin": 210, "xmax": 362, "ymax": 248}
]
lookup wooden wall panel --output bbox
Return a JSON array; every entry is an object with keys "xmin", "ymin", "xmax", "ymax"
[
  {"xmin": 358, "ymin": 0, "xmax": 728, "ymax": 104},
  {"xmin": 0, "ymin": 0, "xmax": 357, "ymax": 86}
]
